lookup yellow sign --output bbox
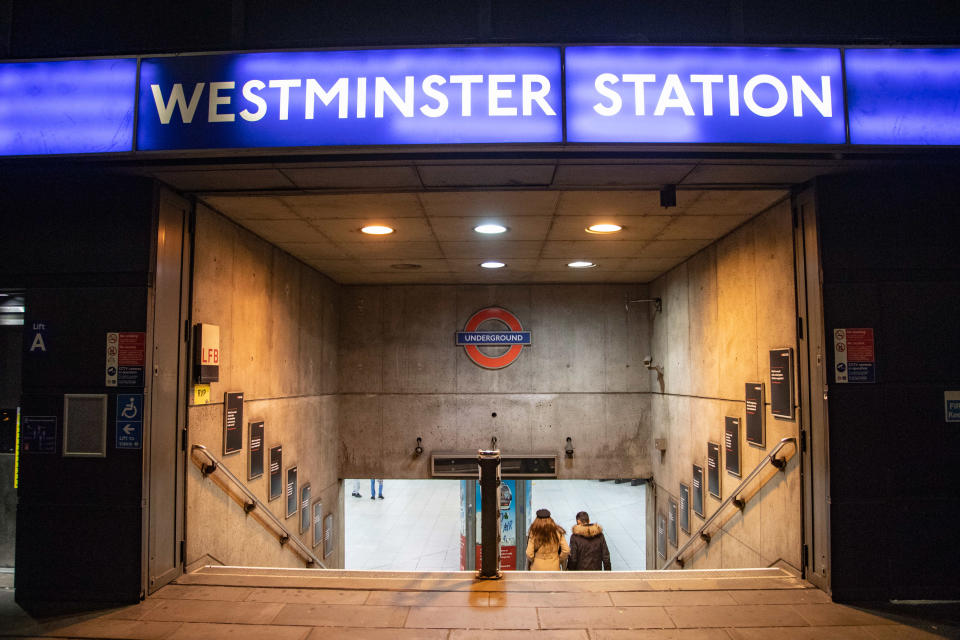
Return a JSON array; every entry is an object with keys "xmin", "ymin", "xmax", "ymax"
[{"xmin": 193, "ymin": 384, "xmax": 211, "ymax": 405}]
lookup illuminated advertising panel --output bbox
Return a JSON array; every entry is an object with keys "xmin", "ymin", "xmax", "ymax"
[
  {"xmin": 565, "ymin": 46, "xmax": 845, "ymax": 143},
  {"xmin": 0, "ymin": 59, "xmax": 136, "ymax": 156},
  {"xmin": 846, "ymin": 48, "xmax": 960, "ymax": 145},
  {"xmin": 137, "ymin": 47, "xmax": 562, "ymax": 150}
]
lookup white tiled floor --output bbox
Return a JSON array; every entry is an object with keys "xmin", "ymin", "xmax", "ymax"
[{"xmin": 345, "ymin": 479, "xmax": 647, "ymax": 571}]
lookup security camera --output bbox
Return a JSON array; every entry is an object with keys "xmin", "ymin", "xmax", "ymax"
[{"xmin": 643, "ymin": 356, "xmax": 653, "ymax": 367}]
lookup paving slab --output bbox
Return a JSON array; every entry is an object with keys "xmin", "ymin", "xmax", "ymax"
[
  {"xmin": 611, "ymin": 591, "xmax": 739, "ymax": 606},
  {"xmin": 538, "ymin": 605, "xmax": 676, "ymax": 629},
  {"xmin": 366, "ymin": 590, "xmax": 491, "ymax": 606},
  {"xmin": 727, "ymin": 589, "xmax": 831, "ymax": 605},
  {"xmin": 404, "ymin": 605, "xmax": 539, "ymax": 629},
  {"xmin": 450, "ymin": 631, "xmax": 589, "ymax": 639},
  {"xmin": 167, "ymin": 622, "xmax": 310, "ymax": 640},
  {"xmin": 791, "ymin": 603, "xmax": 900, "ymax": 627},
  {"xmin": 152, "ymin": 585, "xmax": 253, "ymax": 601},
  {"xmin": 591, "ymin": 631, "xmax": 735, "ymax": 640},
  {"xmin": 39, "ymin": 618, "xmax": 182, "ymax": 639},
  {"xmin": 726, "ymin": 626, "xmax": 879, "ymax": 639},
  {"xmin": 665, "ymin": 604, "xmax": 810, "ymax": 628},
  {"xmin": 270, "ymin": 603, "xmax": 408, "ymax": 628},
  {"xmin": 140, "ymin": 599, "xmax": 286, "ymax": 625},
  {"xmin": 244, "ymin": 587, "xmax": 370, "ymax": 605},
  {"xmin": 488, "ymin": 591, "xmax": 614, "ymax": 607},
  {"xmin": 305, "ymin": 629, "xmax": 448, "ymax": 640}
]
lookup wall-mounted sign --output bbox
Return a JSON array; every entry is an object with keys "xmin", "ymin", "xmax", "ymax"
[
  {"xmin": 28, "ymin": 321, "xmax": 49, "ymax": 355},
  {"xmin": 312, "ymin": 500, "xmax": 324, "ymax": 548},
  {"xmin": 847, "ymin": 48, "xmax": 960, "ymax": 145},
  {"xmin": 946, "ymin": 391, "xmax": 960, "ymax": 423},
  {"xmin": 668, "ymin": 497, "xmax": 678, "ymax": 548},
  {"xmin": 724, "ymin": 416, "xmax": 741, "ymax": 478},
  {"xmin": 692, "ymin": 464, "xmax": 704, "ymax": 518},
  {"xmin": 138, "ymin": 47, "xmax": 562, "ymax": 151},
  {"xmin": 193, "ymin": 384, "xmax": 211, "ymax": 405},
  {"xmin": 679, "ymin": 483, "xmax": 690, "ymax": 534},
  {"xmin": 105, "ymin": 331, "xmax": 145, "ymax": 388},
  {"xmin": 707, "ymin": 442, "xmax": 721, "ymax": 499},
  {"xmin": 745, "ymin": 382, "xmax": 765, "ymax": 447},
  {"xmin": 833, "ymin": 328, "xmax": 876, "ymax": 384},
  {"xmin": 457, "ymin": 307, "xmax": 531, "ymax": 370},
  {"xmin": 769, "ymin": 348, "xmax": 795, "ymax": 419},
  {"xmin": 324, "ymin": 513, "xmax": 335, "ymax": 558},
  {"xmin": 268, "ymin": 445, "xmax": 282, "ymax": 501},
  {"xmin": 115, "ymin": 393, "xmax": 143, "ymax": 450},
  {"xmin": 285, "ymin": 466, "xmax": 298, "ymax": 518},
  {"xmin": 248, "ymin": 420, "xmax": 264, "ymax": 480},
  {"xmin": 299, "ymin": 483, "xmax": 311, "ymax": 534},
  {"xmin": 223, "ymin": 392, "xmax": 243, "ymax": 455},
  {"xmin": 0, "ymin": 58, "xmax": 136, "ymax": 156},
  {"xmin": 20, "ymin": 416, "xmax": 56, "ymax": 454},
  {"xmin": 194, "ymin": 323, "xmax": 220, "ymax": 383},
  {"xmin": 566, "ymin": 46, "xmax": 845, "ymax": 143},
  {"xmin": 656, "ymin": 510, "xmax": 667, "ymax": 560}
]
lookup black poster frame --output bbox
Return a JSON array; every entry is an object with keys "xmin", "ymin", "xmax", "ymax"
[
  {"xmin": 745, "ymin": 382, "xmax": 765, "ymax": 447},
  {"xmin": 679, "ymin": 482, "xmax": 690, "ymax": 534},
  {"xmin": 656, "ymin": 510, "xmax": 667, "ymax": 559},
  {"xmin": 323, "ymin": 513, "xmax": 334, "ymax": 558},
  {"xmin": 299, "ymin": 483, "xmax": 311, "ymax": 534},
  {"xmin": 312, "ymin": 500, "xmax": 323, "ymax": 548},
  {"xmin": 707, "ymin": 441, "xmax": 721, "ymax": 499},
  {"xmin": 692, "ymin": 464, "xmax": 704, "ymax": 518},
  {"xmin": 285, "ymin": 465, "xmax": 298, "ymax": 518},
  {"xmin": 668, "ymin": 497, "xmax": 678, "ymax": 548},
  {"xmin": 222, "ymin": 391, "xmax": 244, "ymax": 456},
  {"xmin": 724, "ymin": 416, "xmax": 741, "ymax": 478},
  {"xmin": 248, "ymin": 420, "xmax": 264, "ymax": 480},
  {"xmin": 769, "ymin": 348, "xmax": 795, "ymax": 420},
  {"xmin": 268, "ymin": 444, "xmax": 282, "ymax": 501}
]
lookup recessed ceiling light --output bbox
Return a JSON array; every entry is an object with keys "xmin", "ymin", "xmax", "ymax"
[
  {"xmin": 361, "ymin": 225, "xmax": 394, "ymax": 235},
  {"xmin": 474, "ymin": 223, "xmax": 508, "ymax": 234},
  {"xmin": 567, "ymin": 261, "xmax": 597, "ymax": 268},
  {"xmin": 586, "ymin": 223, "xmax": 622, "ymax": 234},
  {"xmin": 480, "ymin": 261, "xmax": 506, "ymax": 269},
  {"xmin": 390, "ymin": 263, "xmax": 421, "ymax": 270}
]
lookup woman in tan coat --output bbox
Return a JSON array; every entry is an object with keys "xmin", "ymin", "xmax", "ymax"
[{"xmin": 525, "ymin": 509, "xmax": 570, "ymax": 570}]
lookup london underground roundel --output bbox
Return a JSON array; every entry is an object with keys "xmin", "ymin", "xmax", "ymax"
[{"xmin": 456, "ymin": 307, "xmax": 532, "ymax": 369}]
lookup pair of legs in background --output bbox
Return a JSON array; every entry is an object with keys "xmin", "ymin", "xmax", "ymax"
[{"xmin": 352, "ymin": 479, "xmax": 384, "ymax": 499}]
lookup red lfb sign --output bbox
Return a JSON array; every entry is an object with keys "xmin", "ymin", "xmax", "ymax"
[
  {"xmin": 201, "ymin": 347, "xmax": 219, "ymax": 364},
  {"xmin": 117, "ymin": 332, "xmax": 145, "ymax": 366}
]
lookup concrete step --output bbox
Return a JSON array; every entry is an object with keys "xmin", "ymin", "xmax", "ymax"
[{"xmin": 177, "ymin": 565, "xmax": 812, "ymax": 593}]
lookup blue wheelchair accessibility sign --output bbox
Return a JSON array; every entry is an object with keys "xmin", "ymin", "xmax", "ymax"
[{"xmin": 116, "ymin": 393, "xmax": 143, "ymax": 449}]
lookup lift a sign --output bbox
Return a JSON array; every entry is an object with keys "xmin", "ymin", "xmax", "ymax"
[{"xmin": 457, "ymin": 307, "xmax": 531, "ymax": 369}]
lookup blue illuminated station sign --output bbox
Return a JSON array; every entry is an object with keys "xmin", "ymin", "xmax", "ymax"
[
  {"xmin": 137, "ymin": 47, "xmax": 563, "ymax": 149},
  {"xmin": 2, "ymin": 45, "xmax": 960, "ymax": 156}
]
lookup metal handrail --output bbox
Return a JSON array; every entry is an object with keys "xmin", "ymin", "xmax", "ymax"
[
  {"xmin": 663, "ymin": 436, "xmax": 797, "ymax": 570},
  {"xmin": 191, "ymin": 444, "xmax": 326, "ymax": 569}
]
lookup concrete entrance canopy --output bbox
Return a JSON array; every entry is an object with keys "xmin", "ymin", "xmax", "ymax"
[{"xmin": 124, "ymin": 153, "xmax": 875, "ymax": 285}]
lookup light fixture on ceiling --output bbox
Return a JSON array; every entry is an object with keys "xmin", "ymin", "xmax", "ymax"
[
  {"xmin": 567, "ymin": 261, "xmax": 597, "ymax": 268},
  {"xmin": 390, "ymin": 263, "xmax": 421, "ymax": 270},
  {"xmin": 474, "ymin": 223, "xmax": 508, "ymax": 234},
  {"xmin": 585, "ymin": 223, "xmax": 622, "ymax": 234},
  {"xmin": 361, "ymin": 224, "xmax": 394, "ymax": 235},
  {"xmin": 480, "ymin": 261, "xmax": 506, "ymax": 269}
]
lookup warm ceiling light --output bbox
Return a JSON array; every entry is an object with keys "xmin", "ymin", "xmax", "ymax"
[
  {"xmin": 567, "ymin": 261, "xmax": 597, "ymax": 268},
  {"xmin": 474, "ymin": 223, "xmax": 508, "ymax": 234},
  {"xmin": 480, "ymin": 261, "xmax": 506, "ymax": 269},
  {"xmin": 361, "ymin": 225, "xmax": 394, "ymax": 235},
  {"xmin": 586, "ymin": 223, "xmax": 622, "ymax": 234}
]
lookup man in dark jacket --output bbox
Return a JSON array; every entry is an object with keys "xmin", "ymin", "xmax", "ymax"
[{"xmin": 567, "ymin": 511, "xmax": 612, "ymax": 570}]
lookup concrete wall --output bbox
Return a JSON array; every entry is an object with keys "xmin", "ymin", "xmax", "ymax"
[
  {"xmin": 647, "ymin": 198, "xmax": 802, "ymax": 571},
  {"xmin": 187, "ymin": 204, "xmax": 342, "ymax": 569},
  {"xmin": 339, "ymin": 283, "xmax": 652, "ymax": 479}
]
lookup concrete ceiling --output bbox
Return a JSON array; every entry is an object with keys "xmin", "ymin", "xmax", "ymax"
[
  {"xmin": 143, "ymin": 157, "xmax": 821, "ymax": 283},
  {"xmin": 197, "ymin": 187, "xmax": 787, "ymax": 284}
]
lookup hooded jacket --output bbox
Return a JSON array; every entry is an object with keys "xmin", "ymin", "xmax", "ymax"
[{"xmin": 567, "ymin": 523, "xmax": 611, "ymax": 571}]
